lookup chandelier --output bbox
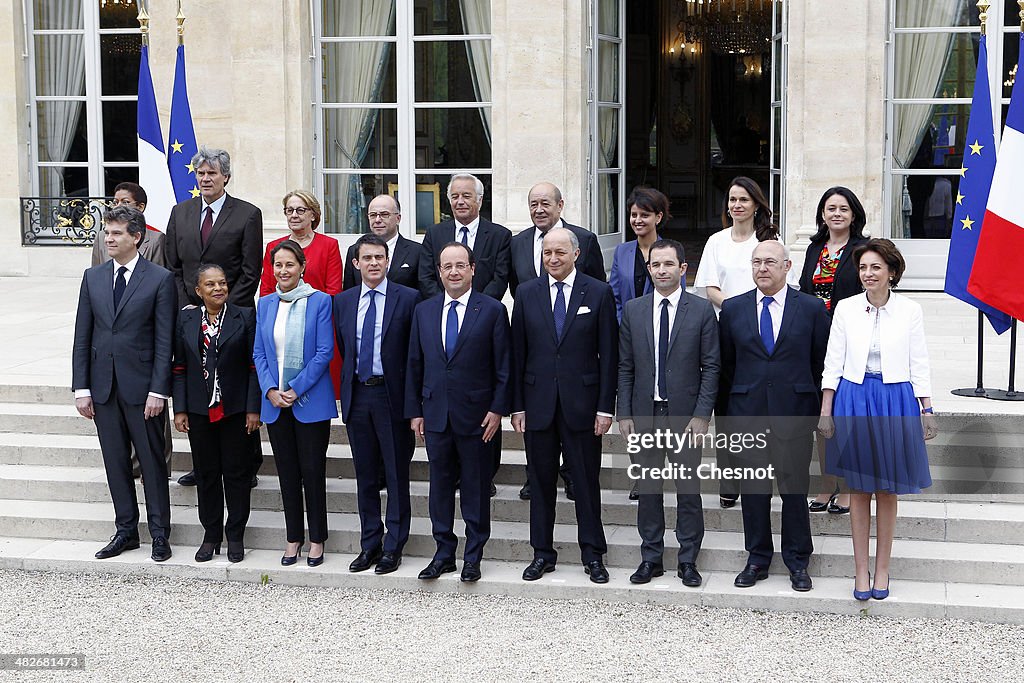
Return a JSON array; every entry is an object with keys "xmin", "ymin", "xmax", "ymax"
[{"xmin": 679, "ymin": 0, "xmax": 776, "ymax": 55}]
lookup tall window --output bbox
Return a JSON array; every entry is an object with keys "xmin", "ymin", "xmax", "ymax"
[
  {"xmin": 769, "ymin": 0, "xmax": 787, "ymax": 232},
  {"xmin": 28, "ymin": 0, "xmax": 141, "ymax": 198},
  {"xmin": 314, "ymin": 0, "xmax": 492, "ymax": 235},
  {"xmin": 884, "ymin": 0, "xmax": 1019, "ymax": 240},
  {"xmin": 590, "ymin": 0, "xmax": 624, "ymax": 240}
]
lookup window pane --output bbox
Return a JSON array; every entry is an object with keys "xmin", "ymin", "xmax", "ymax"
[
  {"xmin": 413, "ymin": 0, "xmax": 491, "ymax": 35},
  {"xmin": 598, "ymin": 40, "xmax": 619, "ymax": 102},
  {"xmin": 34, "ymin": 0, "xmax": 83, "ymax": 30},
  {"xmin": 100, "ymin": 34, "xmax": 141, "ymax": 96},
  {"xmin": 1001, "ymin": 29, "xmax": 1020, "ymax": 100},
  {"xmin": 322, "ymin": 172, "xmax": 398, "ymax": 234},
  {"xmin": 894, "ymin": 0, "xmax": 974, "ymax": 28},
  {"xmin": 891, "ymin": 173, "xmax": 961, "ymax": 239},
  {"xmin": 596, "ymin": 172, "xmax": 619, "ymax": 235},
  {"xmin": 322, "ymin": 108, "xmax": 398, "ymax": 169},
  {"xmin": 414, "ymin": 40, "xmax": 490, "ymax": 102},
  {"xmin": 771, "ymin": 105, "xmax": 782, "ymax": 169},
  {"xmin": 414, "ymin": 107, "xmax": 491, "ymax": 169},
  {"xmin": 891, "ymin": 103, "xmax": 971, "ymax": 170},
  {"xmin": 36, "ymin": 100, "xmax": 87, "ymax": 163},
  {"xmin": 98, "ymin": 0, "xmax": 140, "ymax": 29},
  {"xmin": 416, "ymin": 173, "xmax": 492, "ymax": 233},
  {"xmin": 322, "ymin": 42, "xmax": 397, "ymax": 103},
  {"xmin": 598, "ymin": 0, "xmax": 619, "ymax": 37},
  {"xmin": 1004, "ymin": 0, "xmax": 1024, "ymax": 27},
  {"xmin": 597, "ymin": 107, "xmax": 618, "ymax": 168},
  {"xmin": 102, "ymin": 101, "xmax": 137, "ymax": 162},
  {"xmin": 35, "ymin": 35, "xmax": 86, "ymax": 96},
  {"xmin": 321, "ymin": 0, "xmax": 395, "ymax": 37},
  {"xmin": 102, "ymin": 166, "xmax": 139, "ymax": 196},
  {"xmin": 38, "ymin": 165, "xmax": 89, "ymax": 198},
  {"xmin": 894, "ymin": 33, "xmax": 977, "ymax": 99}
]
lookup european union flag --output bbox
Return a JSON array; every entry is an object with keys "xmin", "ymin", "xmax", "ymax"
[
  {"xmin": 943, "ymin": 34, "xmax": 1011, "ymax": 334},
  {"xmin": 166, "ymin": 44, "xmax": 199, "ymax": 202}
]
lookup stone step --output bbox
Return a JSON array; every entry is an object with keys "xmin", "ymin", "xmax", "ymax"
[
  {"xmin": 1, "ymin": 464, "xmax": 1021, "ymax": 546},
  {"xmin": 3, "ymin": 537, "xmax": 1020, "ymax": 624},
  {"xmin": 0, "ymin": 499, "xmax": 1020, "ymax": 585}
]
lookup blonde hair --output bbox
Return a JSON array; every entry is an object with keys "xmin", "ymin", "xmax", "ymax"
[{"xmin": 282, "ymin": 189, "xmax": 322, "ymax": 230}]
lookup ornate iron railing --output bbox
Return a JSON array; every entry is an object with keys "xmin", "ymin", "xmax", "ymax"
[{"xmin": 20, "ymin": 196, "xmax": 109, "ymax": 247}]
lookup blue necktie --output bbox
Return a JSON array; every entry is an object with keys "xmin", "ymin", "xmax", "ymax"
[
  {"xmin": 459, "ymin": 226, "xmax": 469, "ymax": 246},
  {"xmin": 113, "ymin": 265, "xmax": 127, "ymax": 308},
  {"xmin": 358, "ymin": 289, "xmax": 377, "ymax": 381},
  {"xmin": 760, "ymin": 295, "xmax": 775, "ymax": 354},
  {"xmin": 553, "ymin": 281, "xmax": 567, "ymax": 339},
  {"xmin": 658, "ymin": 299, "xmax": 670, "ymax": 398},
  {"xmin": 446, "ymin": 300, "xmax": 459, "ymax": 360}
]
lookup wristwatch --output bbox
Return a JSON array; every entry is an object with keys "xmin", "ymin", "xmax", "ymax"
[{"xmin": 921, "ymin": 407, "xmax": 934, "ymax": 414}]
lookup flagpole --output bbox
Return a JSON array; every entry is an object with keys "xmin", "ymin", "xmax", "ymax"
[
  {"xmin": 138, "ymin": 0, "xmax": 149, "ymax": 47},
  {"xmin": 176, "ymin": 0, "xmax": 186, "ymax": 46}
]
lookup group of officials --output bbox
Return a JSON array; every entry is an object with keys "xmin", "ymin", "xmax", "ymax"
[{"xmin": 73, "ymin": 146, "xmax": 843, "ymax": 590}]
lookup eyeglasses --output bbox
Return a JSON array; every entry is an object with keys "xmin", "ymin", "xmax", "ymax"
[
  {"xmin": 283, "ymin": 207, "xmax": 310, "ymax": 216},
  {"xmin": 751, "ymin": 258, "xmax": 784, "ymax": 269},
  {"xmin": 439, "ymin": 262, "xmax": 471, "ymax": 273},
  {"xmin": 367, "ymin": 211, "xmax": 394, "ymax": 220},
  {"xmin": 110, "ymin": 198, "xmax": 137, "ymax": 207}
]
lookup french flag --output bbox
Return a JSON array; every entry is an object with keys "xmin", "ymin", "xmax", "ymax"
[
  {"xmin": 136, "ymin": 44, "xmax": 175, "ymax": 233},
  {"xmin": 969, "ymin": 33, "xmax": 1024, "ymax": 320}
]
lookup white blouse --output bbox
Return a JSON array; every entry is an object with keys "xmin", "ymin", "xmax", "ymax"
[
  {"xmin": 273, "ymin": 299, "xmax": 294, "ymax": 387},
  {"xmin": 693, "ymin": 227, "xmax": 758, "ymax": 312}
]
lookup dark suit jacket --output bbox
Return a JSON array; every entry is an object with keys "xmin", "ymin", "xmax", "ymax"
[
  {"xmin": 418, "ymin": 218, "xmax": 512, "ymax": 300},
  {"xmin": 333, "ymin": 280, "xmax": 419, "ymax": 422},
  {"xmin": 718, "ymin": 287, "xmax": 830, "ymax": 439},
  {"xmin": 511, "ymin": 272, "xmax": 618, "ymax": 432},
  {"xmin": 343, "ymin": 234, "xmax": 422, "ymax": 291},
  {"xmin": 508, "ymin": 222, "xmax": 606, "ymax": 298},
  {"xmin": 171, "ymin": 305, "xmax": 260, "ymax": 417},
  {"xmin": 618, "ymin": 291, "xmax": 720, "ymax": 423},
  {"xmin": 609, "ymin": 239, "xmax": 658, "ymax": 321},
  {"xmin": 405, "ymin": 292, "xmax": 512, "ymax": 436},
  {"xmin": 72, "ymin": 257, "xmax": 177, "ymax": 404},
  {"xmin": 797, "ymin": 234, "xmax": 867, "ymax": 312},
  {"xmin": 165, "ymin": 194, "xmax": 263, "ymax": 308}
]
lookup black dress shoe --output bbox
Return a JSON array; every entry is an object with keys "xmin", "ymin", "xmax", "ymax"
[
  {"xmin": 629, "ymin": 561, "xmax": 664, "ymax": 584},
  {"xmin": 151, "ymin": 537, "xmax": 172, "ymax": 562},
  {"xmin": 734, "ymin": 563, "xmax": 769, "ymax": 587},
  {"xmin": 584, "ymin": 560, "xmax": 609, "ymax": 584},
  {"xmin": 460, "ymin": 562, "xmax": 481, "ymax": 582},
  {"xmin": 226, "ymin": 541, "xmax": 245, "ymax": 563},
  {"xmin": 250, "ymin": 474, "xmax": 259, "ymax": 489},
  {"xmin": 490, "ymin": 482, "xmax": 497, "ymax": 497},
  {"xmin": 418, "ymin": 558, "xmax": 457, "ymax": 580},
  {"xmin": 790, "ymin": 568, "xmax": 813, "ymax": 592},
  {"xmin": 678, "ymin": 562, "xmax": 702, "ymax": 587},
  {"xmin": 281, "ymin": 548, "xmax": 301, "ymax": 566},
  {"xmin": 374, "ymin": 552, "xmax": 402, "ymax": 575},
  {"xmin": 349, "ymin": 546, "xmax": 383, "ymax": 572},
  {"xmin": 177, "ymin": 470, "xmax": 197, "ymax": 486},
  {"xmin": 194, "ymin": 542, "xmax": 220, "ymax": 563},
  {"xmin": 519, "ymin": 482, "xmax": 531, "ymax": 500},
  {"xmin": 522, "ymin": 558, "xmax": 556, "ymax": 581},
  {"xmin": 564, "ymin": 478, "xmax": 576, "ymax": 501},
  {"xmin": 628, "ymin": 482, "xmax": 639, "ymax": 501},
  {"xmin": 307, "ymin": 551, "xmax": 325, "ymax": 567},
  {"xmin": 95, "ymin": 534, "xmax": 140, "ymax": 559},
  {"xmin": 719, "ymin": 495, "xmax": 738, "ymax": 509}
]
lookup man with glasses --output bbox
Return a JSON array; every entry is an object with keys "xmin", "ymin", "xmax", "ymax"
[
  {"xmin": 92, "ymin": 182, "xmax": 166, "ymax": 268},
  {"xmin": 343, "ymin": 194, "xmax": 421, "ymax": 291},
  {"xmin": 718, "ymin": 240, "xmax": 830, "ymax": 593}
]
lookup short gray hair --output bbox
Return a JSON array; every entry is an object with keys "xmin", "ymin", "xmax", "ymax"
[
  {"xmin": 544, "ymin": 226, "xmax": 578, "ymax": 251},
  {"xmin": 447, "ymin": 173, "xmax": 484, "ymax": 200},
  {"xmin": 191, "ymin": 145, "xmax": 231, "ymax": 177}
]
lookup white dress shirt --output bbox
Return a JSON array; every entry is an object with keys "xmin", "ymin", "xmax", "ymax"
[
  {"xmin": 755, "ymin": 286, "xmax": 787, "ymax": 344},
  {"xmin": 441, "ymin": 289, "xmax": 473, "ymax": 355},
  {"xmin": 652, "ymin": 286, "xmax": 683, "ymax": 401},
  {"xmin": 454, "ymin": 216, "xmax": 481, "ymax": 251},
  {"xmin": 548, "ymin": 268, "xmax": 576, "ymax": 308},
  {"xmin": 199, "ymin": 192, "xmax": 228, "ymax": 233},
  {"xmin": 534, "ymin": 219, "xmax": 564, "ymax": 277}
]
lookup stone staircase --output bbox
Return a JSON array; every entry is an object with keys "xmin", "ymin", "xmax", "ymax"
[{"xmin": 0, "ymin": 384, "xmax": 1022, "ymax": 623}]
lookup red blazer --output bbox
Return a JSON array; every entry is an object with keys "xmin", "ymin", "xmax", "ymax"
[{"xmin": 260, "ymin": 231, "xmax": 342, "ymax": 296}]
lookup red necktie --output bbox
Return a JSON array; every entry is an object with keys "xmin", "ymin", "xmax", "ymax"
[{"xmin": 200, "ymin": 206, "xmax": 214, "ymax": 246}]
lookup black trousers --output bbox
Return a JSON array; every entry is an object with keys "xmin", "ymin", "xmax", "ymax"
[
  {"xmin": 186, "ymin": 412, "xmax": 252, "ymax": 543},
  {"xmin": 526, "ymin": 402, "xmax": 607, "ymax": 564},
  {"xmin": 131, "ymin": 410, "xmax": 172, "ymax": 478},
  {"xmin": 424, "ymin": 427, "xmax": 491, "ymax": 564},
  {"xmin": 93, "ymin": 377, "xmax": 170, "ymax": 541},
  {"xmin": 346, "ymin": 383, "xmax": 413, "ymax": 554},
  {"xmin": 267, "ymin": 408, "xmax": 331, "ymax": 544}
]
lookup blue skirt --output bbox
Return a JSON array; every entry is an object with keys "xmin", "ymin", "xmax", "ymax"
[{"xmin": 825, "ymin": 374, "xmax": 932, "ymax": 494}]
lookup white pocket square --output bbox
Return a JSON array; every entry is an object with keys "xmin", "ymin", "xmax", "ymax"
[
  {"xmin": 401, "ymin": 263, "xmax": 410, "ymax": 268},
  {"xmin": 578, "ymin": 306, "xmax": 592, "ymax": 315}
]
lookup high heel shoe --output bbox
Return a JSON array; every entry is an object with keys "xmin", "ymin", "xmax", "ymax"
[
  {"xmin": 227, "ymin": 541, "xmax": 245, "ymax": 563},
  {"xmin": 194, "ymin": 542, "xmax": 220, "ymax": 563},
  {"xmin": 828, "ymin": 494, "xmax": 851, "ymax": 515},
  {"xmin": 853, "ymin": 574, "xmax": 872, "ymax": 601},
  {"xmin": 809, "ymin": 492, "xmax": 837, "ymax": 513},
  {"xmin": 871, "ymin": 581, "xmax": 890, "ymax": 600},
  {"xmin": 281, "ymin": 545, "xmax": 302, "ymax": 566},
  {"xmin": 307, "ymin": 545, "xmax": 325, "ymax": 567}
]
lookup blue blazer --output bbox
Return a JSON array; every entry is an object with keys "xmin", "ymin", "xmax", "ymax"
[
  {"xmin": 608, "ymin": 239, "xmax": 657, "ymax": 321},
  {"xmin": 253, "ymin": 290, "xmax": 339, "ymax": 424},
  {"xmin": 333, "ymin": 280, "xmax": 419, "ymax": 422},
  {"xmin": 404, "ymin": 291, "xmax": 512, "ymax": 436}
]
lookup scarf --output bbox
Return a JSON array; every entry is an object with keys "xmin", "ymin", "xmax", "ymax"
[
  {"xmin": 200, "ymin": 305, "xmax": 225, "ymax": 422},
  {"xmin": 277, "ymin": 280, "xmax": 317, "ymax": 392}
]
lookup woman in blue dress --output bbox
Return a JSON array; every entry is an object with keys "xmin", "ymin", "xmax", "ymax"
[{"xmin": 817, "ymin": 239, "xmax": 937, "ymax": 601}]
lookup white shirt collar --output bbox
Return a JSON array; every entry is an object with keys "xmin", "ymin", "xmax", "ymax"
[
  {"xmin": 443, "ymin": 288, "xmax": 473, "ymax": 309},
  {"xmin": 548, "ymin": 268, "xmax": 577, "ymax": 290},
  {"xmin": 534, "ymin": 219, "xmax": 564, "ymax": 240},
  {"xmin": 203, "ymin": 192, "xmax": 228, "ymax": 214},
  {"xmin": 113, "ymin": 252, "xmax": 141, "ymax": 274},
  {"xmin": 360, "ymin": 278, "xmax": 389, "ymax": 298},
  {"xmin": 654, "ymin": 285, "xmax": 683, "ymax": 309},
  {"xmin": 756, "ymin": 285, "xmax": 787, "ymax": 305},
  {"xmin": 456, "ymin": 216, "xmax": 481, "ymax": 234}
]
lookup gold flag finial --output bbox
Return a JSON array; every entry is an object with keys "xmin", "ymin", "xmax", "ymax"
[
  {"xmin": 176, "ymin": 1, "xmax": 187, "ymax": 46},
  {"xmin": 978, "ymin": 1, "xmax": 990, "ymax": 35},
  {"xmin": 138, "ymin": 0, "xmax": 151, "ymax": 46}
]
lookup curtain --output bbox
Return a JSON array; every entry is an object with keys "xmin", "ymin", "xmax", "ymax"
[
  {"xmin": 323, "ymin": 0, "xmax": 395, "ymax": 232},
  {"xmin": 36, "ymin": 2, "xmax": 85, "ymax": 197},
  {"xmin": 459, "ymin": 0, "xmax": 491, "ymax": 144},
  {"xmin": 596, "ymin": 34, "xmax": 619, "ymax": 234}
]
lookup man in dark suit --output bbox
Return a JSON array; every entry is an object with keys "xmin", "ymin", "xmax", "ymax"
[
  {"xmin": 618, "ymin": 239, "xmax": 719, "ymax": 587},
  {"xmin": 342, "ymin": 194, "xmax": 421, "ymax": 291},
  {"xmin": 334, "ymin": 234, "xmax": 419, "ymax": 576},
  {"xmin": 165, "ymin": 146, "xmax": 263, "ymax": 488},
  {"xmin": 406, "ymin": 242, "xmax": 511, "ymax": 583},
  {"xmin": 417, "ymin": 173, "xmax": 511, "ymax": 301},
  {"xmin": 72, "ymin": 205, "xmax": 177, "ymax": 562},
  {"xmin": 719, "ymin": 240, "xmax": 830, "ymax": 592},
  {"xmin": 511, "ymin": 227, "xmax": 618, "ymax": 584},
  {"xmin": 509, "ymin": 182, "xmax": 607, "ymax": 501}
]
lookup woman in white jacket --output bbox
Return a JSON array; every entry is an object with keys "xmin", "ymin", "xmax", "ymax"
[{"xmin": 817, "ymin": 239, "xmax": 937, "ymax": 602}]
